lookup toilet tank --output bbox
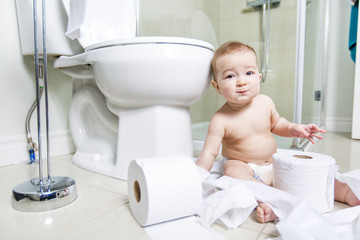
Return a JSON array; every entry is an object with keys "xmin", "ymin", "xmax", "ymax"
[{"xmin": 15, "ymin": 0, "xmax": 82, "ymax": 57}]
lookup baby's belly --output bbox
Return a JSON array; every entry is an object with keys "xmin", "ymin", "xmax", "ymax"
[{"xmin": 222, "ymin": 135, "xmax": 277, "ymax": 165}]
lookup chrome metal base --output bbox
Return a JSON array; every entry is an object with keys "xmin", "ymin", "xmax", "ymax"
[{"xmin": 12, "ymin": 176, "xmax": 77, "ymax": 212}]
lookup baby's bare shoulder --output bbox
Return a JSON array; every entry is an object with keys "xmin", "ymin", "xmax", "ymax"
[
  {"xmin": 255, "ymin": 94, "xmax": 276, "ymax": 108},
  {"xmin": 256, "ymin": 94, "xmax": 273, "ymax": 103},
  {"xmin": 211, "ymin": 109, "xmax": 229, "ymax": 124}
]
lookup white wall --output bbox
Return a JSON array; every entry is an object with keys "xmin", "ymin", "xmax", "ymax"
[
  {"xmin": 0, "ymin": 0, "xmax": 75, "ymax": 166},
  {"xmin": 325, "ymin": 0, "xmax": 355, "ymax": 132}
]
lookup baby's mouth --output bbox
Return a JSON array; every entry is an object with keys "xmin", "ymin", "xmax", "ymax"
[{"xmin": 237, "ymin": 90, "xmax": 248, "ymax": 94}]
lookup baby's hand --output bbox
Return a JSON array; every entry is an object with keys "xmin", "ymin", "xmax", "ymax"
[{"xmin": 290, "ymin": 124, "xmax": 326, "ymax": 144}]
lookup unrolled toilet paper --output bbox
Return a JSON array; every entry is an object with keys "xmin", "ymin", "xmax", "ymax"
[
  {"xmin": 273, "ymin": 150, "xmax": 337, "ymax": 213},
  {"xmin": 200, "ymin": 175, "xmax": 360, "ymax": 239},
  {"xmin": 127, "ymin": 155, "xmax": 202, "ymax": 227}
]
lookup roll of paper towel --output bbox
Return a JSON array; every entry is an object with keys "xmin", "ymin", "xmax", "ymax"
[
  {"xmin": 127, "ymin": 155, "xmax": 202, "ymax": 227},
  {"xmin": 272, "ymin": 150, "xmax": 336, "ymax": 213}
]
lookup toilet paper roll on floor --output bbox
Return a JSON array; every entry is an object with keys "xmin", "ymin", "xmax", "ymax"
[
  {"xmin": 273, "ymin": 150, "xmax": 337, "ymax": 213},
  {"xmin": 127, "ymin": 155, "xmax": 202, "ymax": 227}
]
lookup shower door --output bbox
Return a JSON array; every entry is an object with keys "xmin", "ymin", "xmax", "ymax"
[{"xmin": 295, "ymin": 0, "xmax": 327, "ymax": 149}]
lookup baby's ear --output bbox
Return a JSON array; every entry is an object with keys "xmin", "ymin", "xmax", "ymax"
[
  {"xmin": 259, "ymin": 73, "xmax": 262, "ymax": 81},
  {"xmin": 211, "ymin": 80, "xmax": 221, "ymax": 94}
]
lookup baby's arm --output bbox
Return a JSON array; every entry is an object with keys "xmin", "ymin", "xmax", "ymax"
[
  {"xmin": 196, "ymin": 115, "xmax": 225, "ymax": 171},
  {"xmin": 272, "ymin": 117, "xmax": 326, "ymax": 144},
  {"xmin": 288, "ymin": 123, "xmax": 326, "ymax": 144},
  {"xmin": 268, "ymin": 97, "xmax": 325, "ymax": 143}
]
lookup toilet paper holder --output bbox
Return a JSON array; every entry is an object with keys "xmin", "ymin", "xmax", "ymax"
[{"xmin": 11, "ymin": 0, "xmax": 77, "ymax": 212}]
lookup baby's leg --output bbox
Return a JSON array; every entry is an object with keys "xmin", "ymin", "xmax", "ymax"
[
  {"xmin": 223, "ymin": 160, "xmax": 278, "ymax": 223},
  {"xmin": 223, "ymin": 160, "xmax": 261, "ymax": 183},
  {"xmin": 334, "ymin": 179, "xmax": 360, "ymax": 206}
]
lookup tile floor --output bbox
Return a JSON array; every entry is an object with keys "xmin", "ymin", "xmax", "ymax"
[{"xmin": 0, "ymin": 132, "xmax": 359, "ymax": 240}]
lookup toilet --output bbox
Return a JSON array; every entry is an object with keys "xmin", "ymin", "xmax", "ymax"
[{"xmin": 16, "ymin": 0, "xmax": 214, "ymax": 180}]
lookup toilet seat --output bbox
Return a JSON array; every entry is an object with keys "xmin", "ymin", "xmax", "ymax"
[{"xmin": 85, "ymin": 36, "xmax": 215, "ymax": 52}]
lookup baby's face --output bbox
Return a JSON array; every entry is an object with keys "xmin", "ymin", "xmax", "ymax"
[{"xmin": 213, "ymin": 50, "xmax": 262, "ymax": 106}]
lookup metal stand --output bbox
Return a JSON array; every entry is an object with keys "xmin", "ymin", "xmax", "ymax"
[{"xmin": 12, "ymin": 0, "xmax": 77, "ymax": 212}]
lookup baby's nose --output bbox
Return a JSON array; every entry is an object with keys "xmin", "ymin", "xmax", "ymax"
[{"xmin": 237, "ymin": 76, "xmax": 247, "ymax": 86}]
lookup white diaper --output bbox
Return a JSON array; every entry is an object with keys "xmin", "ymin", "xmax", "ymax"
[
  {"xmin": 248, "ymin": 163, "xmax": 273, "ymax": 186},
  {"xmin": 223, "ymin": 157, "xmax": 273, "ymax": 185}
]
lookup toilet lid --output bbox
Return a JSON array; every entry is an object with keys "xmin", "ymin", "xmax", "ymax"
[{"xmin": 85, "ymin": 36, "xmax": 214, "ymax": 52}]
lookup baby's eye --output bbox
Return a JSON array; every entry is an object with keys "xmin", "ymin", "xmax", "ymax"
[
  {"xmin": 225, "ymin": 74, "xmax": 236, "ymax": 79},
  {"xmin": 246, "ymin": 71, "xmax": 255, "ymax": 76}
]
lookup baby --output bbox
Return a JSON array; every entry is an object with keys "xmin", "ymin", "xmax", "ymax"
[{"xmin": 196, "ymin": 41, "xmax": 360, "ymax": 223}]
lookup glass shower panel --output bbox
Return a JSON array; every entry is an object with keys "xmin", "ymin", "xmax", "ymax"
[
  {"xmin": 302, "ymin": 0, "xmax": 326, "ymax": 127},
  {"xmin": 300, "ymin": 0, "xmax": 327, "ymax": 150}
]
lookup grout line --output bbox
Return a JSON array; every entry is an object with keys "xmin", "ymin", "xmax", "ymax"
[{"xmin": 255, "ymin": 223, "xmax": 267, "ymax": 240}]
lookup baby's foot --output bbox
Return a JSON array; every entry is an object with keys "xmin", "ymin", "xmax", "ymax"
[
  {"xmin": 256, "ymin": 202, "xmax": 278, "ymax": 223},
  {"xmin": 344, "ymin": 187, "xmax": 360, "ymax": 207}
]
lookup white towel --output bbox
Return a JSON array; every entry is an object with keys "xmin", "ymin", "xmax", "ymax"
[{"xmin": 65, "ymin": 0, "xmax": 136, "ymax": 48}]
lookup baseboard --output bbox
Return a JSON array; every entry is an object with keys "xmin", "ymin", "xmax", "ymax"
[
  {"xmin": 302, "ymin": 116, "xmax": 352, "ymax": 133},
  {"xmin": 0, "ymin": 130, "xmax": 75, "ymax": 167},
  {"xmin": 324, "ymin": 117, "xmax": 352, "ymax": 132}
]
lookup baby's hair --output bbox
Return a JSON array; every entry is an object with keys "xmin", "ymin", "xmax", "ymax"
[{"xmin": 211, "ymin": 41, "xmax": 257, "ymax": 82}]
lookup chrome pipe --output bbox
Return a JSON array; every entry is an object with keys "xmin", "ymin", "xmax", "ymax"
[
  {"xmin": 41, "ymin": 0, "xmax": 51, "ymax": 181},
  {"xmin": 25, "ymin": 73, "xmax": 43, "ymax": 140},
  {"xmin": 33, "ymin": 0, "xmax": 44, "ymax": 184},
  {"xmin": 260, "ymin": 2, "xmax": 270, "ymax": 83},
  {"xmin": 25, "ymin": 83, "xmax": 43, "ymax": 164}
]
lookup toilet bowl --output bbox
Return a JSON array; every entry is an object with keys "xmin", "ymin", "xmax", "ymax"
[
  {"xmin": 55, "ymin": 37, "xmax": 213, "ymax": 179},
  {"xmin": 16, "ymin": 0, "xmax": 214, "ymax": 180}
]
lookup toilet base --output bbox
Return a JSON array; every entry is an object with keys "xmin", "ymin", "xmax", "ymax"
[
  {"xmin": 71, "ymin": 104, "xmax": 193, "ymax": 180},
  {"xmin": 110, "ymin": 105, "xmax": 193, "ymax": 180},
  {"xmin": 69, "ymin": 84, "xmax": 118, "ymax": 178}
]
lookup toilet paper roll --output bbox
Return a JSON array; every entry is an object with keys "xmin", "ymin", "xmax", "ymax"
[
  {"xmin": 127, "ymin": 155, "xmax": 202, "ymax": 227},
  {"xmin": 272, "ymin": 151, "xmax": 336, "ymax": 213}
]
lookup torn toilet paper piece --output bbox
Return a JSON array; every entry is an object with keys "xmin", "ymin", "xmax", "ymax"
[
  {"xmin": 198, "ymin": 181, "xmax": 258, "ymax": 228},
  {"xmin": 272, "ymin": 205, "xmax": 360, "ymax": 240},
  {"xmin": 198, "ymin": 176, "xmax": 305, "ymax": 227},
  {"xmin": 324, "ymin": 205, "xmax": 360, "ymax": 239},
  {"xmin": 274, "ymin": 200, "xmax": 341, "ymax": 240}
]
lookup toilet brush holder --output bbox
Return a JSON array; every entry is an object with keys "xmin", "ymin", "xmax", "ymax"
[{"xmin": 11, "ymin": 0, "xmax": 77, "ymax": 212}]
